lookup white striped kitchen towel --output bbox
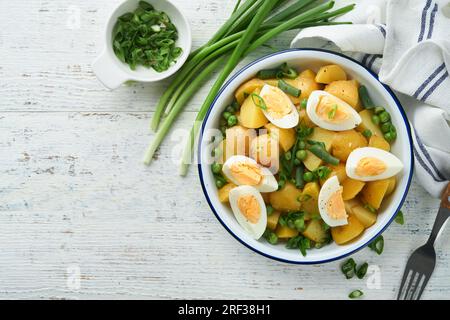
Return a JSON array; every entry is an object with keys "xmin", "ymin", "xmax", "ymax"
[{"xmin": 291, "ymin": 0, "xmax": 450, "ymax": 198}]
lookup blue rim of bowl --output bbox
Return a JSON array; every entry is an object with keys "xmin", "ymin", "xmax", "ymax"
[{"xmin": 197, "ymin": 48, "xmax": 414, "ymax": 265}]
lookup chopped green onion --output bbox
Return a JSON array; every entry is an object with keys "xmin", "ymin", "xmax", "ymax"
[
  {"xmin": 395, "ymin": 210, "xmax": 404, "ymax": 225},
  {"xmin": 381, "ymin": 122, "xmax": 392, "ymax": 133},
  {"xmin": 223, "ymin": 111, "xmax": 232, "ymax": 120},
  {"xmin": 264, "ymin": 230, "xmax": 278, "ymax": 245},
  {"xmin": 356, "ymin": 262, "xmax": 368, "ymax": 279},
  {"xmin": 314, "ymin": 166, "xmax": 332, "ymax": 180},
  {"xmin": 278, "ymin": 179, "xmax": 286, "ymax": 190},
  {"xmin": 341, "ymin": 258, "xmax": 356, "ymax": 279},
  {"xmin": 284, "ymin": 151, "xmax": 292, "ymax": 161},
  {"xmin": 266, "ymin": 204, "xmax": 275, "ymax": 216},
  {"xmin": 349, "ymin": 290, "xmax": 364, "ymax": 299},
  {"xmin": 297, "ymin": 140, "xmax": 306, "ymax": 150},
  {"xmin": 328, "ymin": 104, "xmax": 338, "ymax": 119},
  {"xmin": 368, "ymin": 235, "xmax": 384, "ymax": 255},
  {"xmin": 364, "ymin": 203, "xmax": 377, "ymax": 213},
  {"xmin": 278, "ymin": 79, "xmax": 301, "ymax": 97},
  {"xmin": 251, "ymin": 93, "xmax": 267, "ymax": 110}
]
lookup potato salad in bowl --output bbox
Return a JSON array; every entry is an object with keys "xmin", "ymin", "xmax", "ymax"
[{"xmin": 198, "ymin": 49, "xmax": 413, "ymax": 264}]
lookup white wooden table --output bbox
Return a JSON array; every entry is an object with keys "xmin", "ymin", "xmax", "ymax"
[{"xmin": 0, "ymin": 0, "xmax": 447, "ymax": 300}]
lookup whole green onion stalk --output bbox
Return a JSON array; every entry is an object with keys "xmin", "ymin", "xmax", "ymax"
[{"xmin": 142, "ymin": 0, "xmax": 355, "ymax": 174}]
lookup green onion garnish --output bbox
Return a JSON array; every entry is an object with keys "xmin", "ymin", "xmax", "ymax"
[
  {"xmin": 328, "ymin": 104, "xmax": 338, "ymax": 119},
  {"xmin": 349, "ymin": 290, "xmax": 364, "ymax": 299},
  {"xmin": 341, "ymin": 258, "xmax": 356, "ymax": 279},
  {"xmin": 278, "ymin": 79, "xmax": 301, "ymax": 97},
  {"xmin": 356, "ymin": 262, "xmax": 368, "ymax": 279},
  {"xmin": 368, "ymin": 235, "xmax": 384, "ymax": 255},
  {"xmin": 395, "ymin": 210, "xmax": 404, "ymax": 225},
  {"xmin": 250, "ymin": 93, "xmax": 267, "ymax": 110},
  {"xmin": 112, "ymin": 1, "xmax": 182, "ymax": 72}
]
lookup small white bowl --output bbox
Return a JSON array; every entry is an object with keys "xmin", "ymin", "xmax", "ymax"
[
  {"xmin": 92, "ymin": 0, "xmax": 191, "ymax": 90},
  {"xmin": 198, "ymin": 49, "xmax": 414, "ymax": 265}
]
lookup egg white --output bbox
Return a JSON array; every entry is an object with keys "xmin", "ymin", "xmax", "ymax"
[
  {"xmin": 346, "ymin": 147, "xmax": 403, "ymax": 181},
  {"xmin": 229, "ymin": 185, "xmax": 267, "ymax": 239},
  {"xmin": 306, "ymin": 90, "xmax": 362, "ymax": 131},
  {"xmin": 260, "ymin": 85, "xmax": 299, "ymax": 129},
  {"xmin": 318, "ymin": 176, "xmax": 348, "ymax": 227},
  {"xmin": 222, "ymin": 155, "xmax": 278, "ymax": 192}
]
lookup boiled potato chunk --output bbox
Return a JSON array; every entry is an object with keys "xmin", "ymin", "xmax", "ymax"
[
  {"xmin": 357, "ymin": 109, "xmax": 383, "ymax": 137},
  {"xmin": 331, "ymin": 215, "xmax": 365, "ymax": 245},
  {"xmin": 218, "ymin": 183, "xmax": 237, "ymax": 203},
  {"xmin": 344, "ymin": 198, "xmax": 361, "ymax": 215},
  {"xmin": 269, "ymin": 182, "xmax": 302, "ymax": 212},
  {"xmin": 342, "ymin": 178, "xmax": 366, "ymax": 200},
  {"xmin": 385, "ymin": 176, "xmax": 396, "ymax": 196},
  {"xmin": 303, "ymin": 127, "xmax": 335, "ymax": 171},
  {"xmin": 315, "ymin": 65, "xmax": 347, "ymax": 84},
  {"xmin": 264, "ymin": 123, "xmax": 296, "ymax": 152},
  {"xmin": 296, "ymin": 76, "xmax": 322, "ymax": 101},
  {"xmin": 239, "ymin": 89, "xmax": 269, "ymax": 128},
  {"xmin": 332, "ymin": 130, "xmax": 368, "ymax": 162},
  {"xmin": 320, "ymin": 163, "xmax": 347, "ymax": 185},
  {"xmin": 235, "ymin": 78, "xmax": 265, "ymax": 104},
  {"xmin": 250, "ymin": 134, "xmax": 279, "ymax": 170},
  {"xmin": 303, "ymin": 219, "xmax": 328, "ymax": 243},
  {"xmin": 369, "ymin": 135, "xmax": 391, "ymax": 151},
  {"xmin": 267, "ymin": 211, "xmax": 281, "ymax": 231},
  {"xmin": 225, "ymin": 125, "xmax": 255, "ymax": 157},
  {"xmin": 325, "ymin": 80, "xmax": 361, "ymax": 110},
  {"xmin": 301, "ymin": 182, "xmax": 320, "ymax": 214},
  {"xmin": 361, "ymin": 179, "xmax": 390, "ymax": 209},
  {"xmin": 275, "ymin": 224, "xmax": 299, "ymax": 238},
  {"xmin": 298, "ymin": 108, "xmax": 316, "ymax": 128},
  {"xmin": 351, "ymin": 205, "xmax": 377, "ymax": 228},
  {"xmin": 299, "ymin": 69, "xmax": 316, "ymax": 79}
]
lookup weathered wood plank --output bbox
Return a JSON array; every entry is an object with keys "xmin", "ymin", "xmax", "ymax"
[{"xmin": 0, "ymin": 112, "xmax": 444, "ymax": 299}]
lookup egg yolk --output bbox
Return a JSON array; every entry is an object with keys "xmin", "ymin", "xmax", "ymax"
[
  {"xmin": 316, "ymin": 96, "xmax": 349, "ymax": 123},
  {"xmin": 326, "ymin": 187, "xmax": 347, "ymax": 220},
  {"xmin": 237, "ymin": 195, "xmax": 261, "ymax": 224},
  {"xmin": 355, "ymin": 157, "xmax": 387, "ymax": 177},
  {"xmin": 261, "ymin": 86, "xmax": 291, "ymax": 119},
  {"xmin": 230, "ymin": 162, "xmax": 263, "ymax": 185}
]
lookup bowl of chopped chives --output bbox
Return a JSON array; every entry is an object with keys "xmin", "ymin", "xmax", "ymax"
[{"xmin": 93, "ymin": 0, "xmax": 191, "ymax": 90}]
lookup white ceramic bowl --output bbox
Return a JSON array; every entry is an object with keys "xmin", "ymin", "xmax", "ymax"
[
  {"xmin": 198, "ymin": 49, "xmax": 413, "ymax": 264},
  {"xmin": 92, "ymin": 0, "xmax": 191, "ymax": 90}
]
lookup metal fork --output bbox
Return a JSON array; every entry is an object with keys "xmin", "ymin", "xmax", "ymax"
[{"xmin": 397, "ymin": 183, "xmax": 450, "ymax": 300}]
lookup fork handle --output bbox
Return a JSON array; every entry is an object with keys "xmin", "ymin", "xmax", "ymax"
[{"xmin": 427, "ymin": 183, "xmax": 450, "ymax": 246}]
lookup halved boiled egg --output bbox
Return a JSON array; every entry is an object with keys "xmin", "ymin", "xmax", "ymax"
[
  {"xmin": 346, "ymin": 147, "xmax": 403, "ymax": 181},
  {"xmin": 229, "ymin": 185, "xmax": 267, "ymax": 239},
  {"xmin": 318, "ymin": 176, "xmax": 348, "ymax": 227},
  {"xmin": 259, "ymin": 84, "xmax": 299, "ymax": 129},
  {"xmin": 306, "ymin": 90, "xmax": 362, "ymax": 131},
  {"xmin": 222, "ymin": 155, "xmax": 278, "ymax": 192}
]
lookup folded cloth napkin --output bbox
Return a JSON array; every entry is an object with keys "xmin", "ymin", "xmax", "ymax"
[{"xmin": 291, "ymin": 0, "xmax": 450, "ymax": 198}]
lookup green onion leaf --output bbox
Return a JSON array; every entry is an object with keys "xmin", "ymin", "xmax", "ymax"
[
  {"xmin": 250, "ymin": 93, "xmax": 267, "ymax": 110},
  {"xmin": 395, "ymin": 210, "xmax": 404, "ymax": 225},
  {"xmin": 328, "ymin": 104, "xmax": 338, "ymax": 119},
  {"xmin": 349, "ymin": 290, "xmax": 364, "ymax": 299},
  {"xmin": 356, "ymin": 262, "xmax": 368, "ymax": 279},
  {"xmin": 368, "ymin": 235, "xmax": 384, "ymax": 255},
  {"xmin": 341, "ymin": 258, "xmax": 356, "ymax": 279}
]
